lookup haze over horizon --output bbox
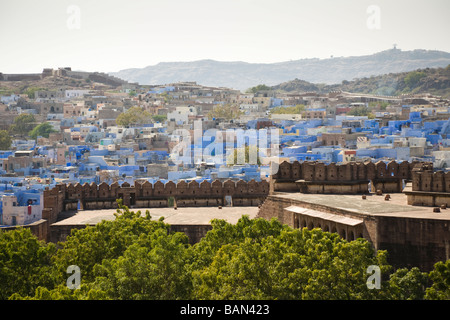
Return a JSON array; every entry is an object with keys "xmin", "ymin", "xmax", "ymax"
[{"xmin": 1, "ymin": 0, "xmax": 449, "ymax": 74}]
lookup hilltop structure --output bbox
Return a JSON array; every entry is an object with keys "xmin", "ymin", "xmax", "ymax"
[{"xmin": 0, "ymin": 67, "xmax": 129, "ymax": 88}]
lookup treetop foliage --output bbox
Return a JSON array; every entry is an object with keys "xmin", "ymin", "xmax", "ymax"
[
  {"xmin": 246, "ymin": 84, "xmax": 272, "ymax": 94},
  {"xmin": 116, "ymin": 106, "xmax": 153, "ymax": 127},
  {"xmin": 1, "ymin": 202, "xmax": 448, "ymax": 300},
  {"xmin": 207, "ymin": 103, "xmax": 243, "ymax": 120},
  {"xmin": 10, "ymin": 113, "xmax": 36, "ymax": 136},
  {"xmin": 29, "ymin": 122, "xmax": 58, "ymax": 139},
  {"xmin": 0, "ymin": 130, "xmax": 12, "ymax": 150},
  {"xmin": 270, "ymin": 104, "xmax": 305, "ymax": 115}
]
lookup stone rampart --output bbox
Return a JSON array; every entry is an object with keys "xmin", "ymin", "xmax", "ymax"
[
  {"xmin": 271, "ymin": 160, "xmax": 432, "ymax": 194},
  {"xmin": 406, "ymin": 169, "xmax": 450, "ymax": 207},
  {"xmin": 44, "ymin": 179, "xmax": 269, "ymax": 215}
]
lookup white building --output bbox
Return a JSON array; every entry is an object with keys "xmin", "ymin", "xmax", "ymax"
[
  {"xmin": 167, "ymin": 106, "xmax": 197, "ymax": 124},
  {"xmin": 239, "ymin": 103, "xmax": 259, "ymax": 111},
  {"xmin": 1, "ymin": 193, "xmax": 43, "ymax": 226},
  {"xmin": 65, "ymin": 90, "xmax": 90, "ymax": 99}
]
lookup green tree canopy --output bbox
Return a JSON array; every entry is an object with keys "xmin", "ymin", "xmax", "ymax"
[
  {"xmin": 21, "ymin": 86, "xmax": 43, "ymax": 99},
  {"xmin": 10, "ymin": 113, "xmax": 36, "ymax": 136},
  {"xmin": 0, "ymin": 228, "xmax": 57, "ymax": 299},
  {"xmin": 3, "ymin": 203, "xmax": 449, "ymax": 300},
  {"xmin": 270, "ymin": 104, "xmax": 305, "ymax": 114},
  {"xmin": 0, "ymin": 130, "xmax": 12, "ymax": 150},
  {"xmin": 347, "ymin": 105, "xmax": 375, "ymax": 118},
  {"xmin": 29, "ymin": 122, "xmax": 58, "ymax": 139},
  {"xmin": 425, "ymin": 260, "xmax": 450, "ymax": 300},
  {"xmin": 246, "ymin": 84, "xmax": 272, "ymax": 94},
  {"xmin": 152, "ymin": 114, "xmax": 167, "ymax": 123},
  {"xmin": 404, "ymin": 71, "xmax": 426, "ymax": 89},
  {"xmin": 190, "ymin": 217, "xmax": 390, "ymax": 300},
  {"xmin": 226, "ymin": 145, "xmax": 261, "ymax": 166},
  {"xmin": 207, "ymin": 104, "xmax": 243, "ymax": 120},
  {"xmin": 386, "ymin": 267, "xmax": 429, "ymax": 300},
  {"xmin": 116, "ymin": 106, "xmax": 153, "ymax": 127}
]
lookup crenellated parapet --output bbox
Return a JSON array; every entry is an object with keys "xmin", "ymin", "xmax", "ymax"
[
  {"xmin": 272, "ymin": 160, "xmax": 428, "ymax": 181},
  {"xmin": 411, "ymin": 170, "xmax": 450, "ymax": 193},
  {"xmin": 404, "ymin": 167, "xmax": 450, "ymax": 207},
  {"xmin": 44, "ymin": 179, "xmax": 270, "ymax": 213},
  {"xmin": 271, "ymin": 160, "xmax": 433, "ymax": 194}
]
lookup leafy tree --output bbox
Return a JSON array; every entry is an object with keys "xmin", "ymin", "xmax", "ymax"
[
  {"xmin": 226, "ymin": 145, "xmax": 261, "ymax": 166},
  {"xmin": 347, "ymin": 106, "xmax": 374, "ymax": 117},
  {"xmin": 21, "ymin": 86, "xmax": 43, "ymax": 99},
  {"xmin": 116, "ymin": 106, "xmax": 153, "ymax": 127},
  {"xmin": 246, "ymin": 84, "xmax": 272, "ymax": 94},
  {"xmin": 404, "ymin": 71, "xmax": 426, "ymax": 89},
  {"xmin": 207, "ymin": 103, "xmax": 243, "ymax": 120},
  {"xmin": 0, "ymin": 130, "xmax": 12, "ymax": 150},
  {"xmin": 270, "ymin": 104, "xmax": 305, "ymax": 114},
  {"xmin": 4, "ymin": 203, "xmax": 448, "ymax": 301},
  {"xmin": 11, "ymin": 284, "xmax": 109, "ymax": 300},
  {"xmin": 28, "ymin": 122, "xmax": 58, "ymax": 139},
  {"xmin": 51, "ymin": 201, "xmax": 168, "ymax": 282},
  {"xmin": 189, "ymin": 216, "xmax": 285, "ymax": 272},
  {"xmin": 0, "ymin": 228, "xmax": 57, "ymax": 299},
  {"xmin": 10, "ymin": 113, "xmax": 36, "ymax": 136},
  {"xmin": 191, "ymin": 221, "xmax": 391, "ymax": 300},
  {"xmin": 11, "ymin": 202, "xmax": 190, "ymax": 300},
  {"xmin": 152, "ymin": 114, "xmax": 167, "ymax": 123},
  {"xmin": 91, "ymin": 229, "xmax": 192, "ymax": 299},
  {"xmin": 385, "ymin": 267, "xmax": 429, "ymax": 300},
  {"xmin": 368, "ymin": 101, "xmax": 389, "ymax": 111},
  {"xmin": 425, "ymin": 260, "xmax": 450, "ymax": 300}
]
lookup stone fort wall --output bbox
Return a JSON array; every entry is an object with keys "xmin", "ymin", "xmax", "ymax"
[
  {"xmin": 271, "ymin": 160, "xmax": 433, "ymax": 194},
  {"xmin": 412, "ymin": 170, "xmax": 450, "ymax": 193},
  {"xmin": 406, "ymin": 169, "xmax": 450, "ymax": 207},
  {"xmin": 44, "ymin": 179, "xmax": 270, "ymax": 218},
  {"xmin": 0, "ymin": 73, "xmax": 42, "ymax": 81},
  {"xmin": 259, "ymin": 160, "xmax": 450, "ymax": 271}
]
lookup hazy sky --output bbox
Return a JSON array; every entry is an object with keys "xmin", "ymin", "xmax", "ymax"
[{"xmin": 0, "ymin": 0, "xmax": 449, "ymax": 73}]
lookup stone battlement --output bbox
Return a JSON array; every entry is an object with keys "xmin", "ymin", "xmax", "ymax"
[
  {"xmin": 44, "ymin": 179, "xmax": 269, "ymax": 217},
  {"xmin": 271, "ymin": 160, "xmax": 433, "ymax": 194},
  {"xmin": 405, "ymin": 169, "xmax": 450, "ymax": 207},
  {"xmin": 412, "ymin": 170, "xmax": 450, "ymax": 193}
]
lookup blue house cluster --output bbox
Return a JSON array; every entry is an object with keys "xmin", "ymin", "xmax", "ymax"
[{"xmin": 1, "ymin": 78, "xmax": 449, "ymax": 226}]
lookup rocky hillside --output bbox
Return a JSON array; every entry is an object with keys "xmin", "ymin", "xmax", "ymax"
[
  {"xmin": 272, "ymin": 64, "xmax": 450, "ymax": 98},
  {"xmin": 0, "ymin": 74, "xmax": 119, "ymax": 97},
  {"xmin": 110, "ymin": 48, "xmax": 450, "ymax": 91}
]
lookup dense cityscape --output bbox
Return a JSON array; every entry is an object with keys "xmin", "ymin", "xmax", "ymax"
[
  {"xmin": 0, "ymin": 0, "xmax": 449, "ymax": 310},
  {"xmin": 1, "ymin": 66, "xmax": 450, "ymax": 227}
]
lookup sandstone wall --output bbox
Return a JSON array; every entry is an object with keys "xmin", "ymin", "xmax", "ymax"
[
  {"xmin": 271, "ymin": 160, "xmax": 432, "ymax": 193},
  {"xmin": 44, "ymin": 179, "xmax": 269, "ymax": 214}
]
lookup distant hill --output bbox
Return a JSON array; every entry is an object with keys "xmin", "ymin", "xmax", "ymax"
[
  {"xmin": 271, "ymin": 64, "xmax": 450, "ymax": 98},
  {"xmin": 110, "ymin": 48, "xmax": 450, "ymax": 91}
]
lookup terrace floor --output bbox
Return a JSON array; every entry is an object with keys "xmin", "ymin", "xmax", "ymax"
[{"xmin": 51, "ymin": 206, "xmax": 260, "ymax": 226}]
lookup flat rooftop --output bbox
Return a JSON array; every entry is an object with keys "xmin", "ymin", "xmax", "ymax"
[
  {"xmin": 271, "ymin": 192, "xmax": 450, "ymax": 220},
  {"xmin": 52, "ymin": 206, "xmax": 259, "ymax": 227}
]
